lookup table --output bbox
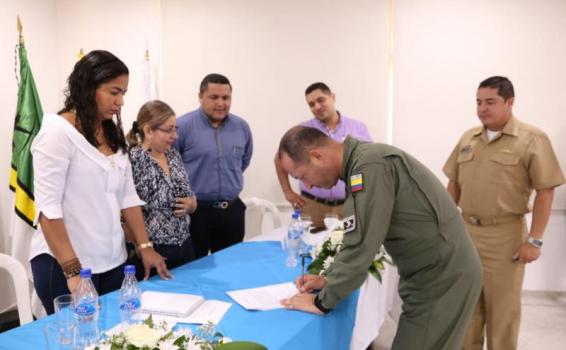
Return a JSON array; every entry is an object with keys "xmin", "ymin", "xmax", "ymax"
[
  {"xmin": 0, "ymin": 242, "xmax": 362, "ymax": 349},
  {"xmin": 249, "ymin": 227, "xmax": 400, "ymax": 349}
]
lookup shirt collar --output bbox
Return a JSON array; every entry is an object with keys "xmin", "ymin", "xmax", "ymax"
[
  {"xmin": 472, "ymin": 116, "xmax": 519, "ymax": 138},
  {"xmin": 500, "ymin": 116, "xmax": 519, "ymax": 136},
  {"xmin": 198, "ymin": 108, "xmax": 230, "ymax": 127},
  {"xmin": 313, "ymin": 111, "xmax": 342, "ymax": 133}
]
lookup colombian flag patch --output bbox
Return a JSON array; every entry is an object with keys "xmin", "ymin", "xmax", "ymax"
[{"xmin": 350, "ymin": 173, "xmax": 364, "ymax": 193}]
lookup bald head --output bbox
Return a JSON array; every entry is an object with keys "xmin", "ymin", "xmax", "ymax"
[{"xmin": 278, "ymin": 126, "xmax": 332, "ymax": 163}]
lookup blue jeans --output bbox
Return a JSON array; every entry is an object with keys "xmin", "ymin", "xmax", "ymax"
[{"xmin": 31, "ymin": 254, "xmax": 125, "ymax": 315}]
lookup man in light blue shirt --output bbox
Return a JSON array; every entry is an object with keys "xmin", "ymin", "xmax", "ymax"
[{"xmin": 174, "ymin": 73, "xmax": 253, "ymax": 258}]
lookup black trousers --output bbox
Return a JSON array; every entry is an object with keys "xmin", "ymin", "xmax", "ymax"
[
  {"xmin": 31, "ymin": 254, "xmax": 125, "ymax": 315},
  {"xmin": 190, "ymin": 197, "xmax": 246, "ymax": 259},
  {"xmin": 127, "ymin": 237, "xmax": 196, "ymax": 281}
]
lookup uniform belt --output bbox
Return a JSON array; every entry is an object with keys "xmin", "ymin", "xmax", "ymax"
[
  {"xmin": 198, "ymin": 199, "xmax": 237, "ymax": 209},
  {"xmin": 462, "ymin": 213, "xmax": 523, "ymax": 226},
  {"xmin": 301, "ymin": 191, "xmax": 345, "ymax": 207}
]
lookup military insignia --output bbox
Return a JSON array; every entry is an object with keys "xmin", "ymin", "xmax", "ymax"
[
  {"xmin": 343, "ymin": 215, "xmax": 356, "ymax": 233},
  {"xmin": 461, "ymin": 145, "xmax": 473, "ymax": 154},
  {"xmin": 350, "ymin": 173, "xmax": 364, "ymax": 193},
  {"xmin": 500, "ymin": 148, "xmax": 512, "ymax": 153}
]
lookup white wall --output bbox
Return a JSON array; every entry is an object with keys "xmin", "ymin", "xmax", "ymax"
[
  {"xmin": 393, "ymin": 0, "xmax": 566, "ymax": 209},
  {"xmin": 53, "ymin": 0, "xmax": 162, "ymax": 131},
  {"xmin": 0, "ymin": 0, "xmax": 59, "ymax": 313},
  {"xmin": 0, "ymin": 1, "xmax": 565, "ymax": 315},
  {"xmin": 160, "ymin": 0, "xmax": 390, "ymax": 203},
  {"xmin": 524, "ymin": 211, "xmax": 566, "ymax": 291}
]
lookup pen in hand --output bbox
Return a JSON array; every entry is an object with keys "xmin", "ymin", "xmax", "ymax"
[{"xmin": 300, "ymin": 253, "xmax": 306, "ymax": 291}]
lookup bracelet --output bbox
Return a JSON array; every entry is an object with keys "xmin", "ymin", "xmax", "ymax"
[
  {"xmin": 137, "ymin": 241, "xmax": 154, "ymax": 250},
  {"xmin": 314, "ymin": 295, "xmax": 331, "ymax": 314},
  {"xmin": 61, "ymin": 258, "xmax": 82, "ymax": 279}
]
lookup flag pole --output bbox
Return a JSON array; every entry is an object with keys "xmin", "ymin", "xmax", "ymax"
[{"xmin": 17, "ymin": 15, "xmax": 24, "ymax": 45}]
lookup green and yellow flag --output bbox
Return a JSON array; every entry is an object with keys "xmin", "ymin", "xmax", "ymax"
[{"xmin": 9, "ymin": 41, "xmax": 43, "ymax": 228}]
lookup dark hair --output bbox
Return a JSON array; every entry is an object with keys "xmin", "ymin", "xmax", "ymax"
[
  {"xmin": 59, "ymin": 50, "xmax": 129, "ymax": 153},
  {"xmin": 278, "ymin": 126, "xmax": 330, "ymax": 163},
  {"xmin": 478, "ymin": 76, "xmax": 515, "ymax": 101},
  {"xmin": 199, "ymin": 73, "xmax": 231, "ymax": 94},
  {"xmin": 127, "ymin": 100, "xmax": 176, "ymax": 148},
  {"xmin": 305, "ymin": 82, "xmax": 332, "ymax": 96}
]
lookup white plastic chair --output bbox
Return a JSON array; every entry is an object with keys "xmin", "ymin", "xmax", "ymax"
[
  {"xmin": 0, "ymin": 253, "xmax": 33, "ymax": 325},
  {"xmin": 243, "ymin": 197, "xmax": 282, "ymax": 240}
]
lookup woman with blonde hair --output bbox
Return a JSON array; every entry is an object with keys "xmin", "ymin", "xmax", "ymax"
[{"xmin": 127, "ymin": 100, "xmax": 197, "ymax": 273}]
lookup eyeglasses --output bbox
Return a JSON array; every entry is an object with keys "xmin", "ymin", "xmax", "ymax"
[{"xmin": 155, "ymin": 126, "xmax": 178, "ymax": 134}]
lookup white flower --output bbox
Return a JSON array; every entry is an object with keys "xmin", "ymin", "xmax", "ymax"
[
  {"xmin": 323, "ymin": 256, "xmax": 335, "ymax": 270},
  {"xmin": 222, "ymin": 336, "xmax": 232, "ymax": 343},
  {"xmin": 330, "ymin": 230, "xmax": 344, "ymax": 248},
  {"xmin": 185, "ymin": 336, "xmax": 203, "ymax": 350},
  {"xmin": 157, "ymin": 339, "xmax": 179, "ymax": 350},
  {"xmin": 124, "ymin": 323, "xmax": 162, "ymax": 348},
  {"xmin": 312, "ymin": 242, "xmax": 323, "ymax": 259},
  {"xmin": 176, "ymin": 327, "xmax": 194, "ymax": 339},
  {"xmin": 84, "ymin": 345, "xmax": 108, "ymax": 350}
]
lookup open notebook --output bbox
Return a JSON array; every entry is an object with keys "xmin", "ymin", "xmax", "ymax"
[
  {"xmin": 139, "ymin": 291, "xmax": 231, "ymax": 324},
  {"xmin": 141, "ymin": 291, "xmax": 204, "ymax": 317}
]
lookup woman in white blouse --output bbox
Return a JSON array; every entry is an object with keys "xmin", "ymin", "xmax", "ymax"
[{"xmin": 30, "ymin": 50, "xmax": 170, "ymax": 314}]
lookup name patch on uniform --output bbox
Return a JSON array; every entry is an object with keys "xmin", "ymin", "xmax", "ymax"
[
  {"xmin": 461, "ymin": 145, "xmax": 473, "ymax": 154},
  {"xmin": 350, "ymin": 174, "xmax": 364, "ymax": 193},
  {"xmin": 343, "ymin": 215, "xmax": 356, "ymax": 233},
  {"xmin": 500, "ymin": 148, "xmax": 512, "ymax": 154}
]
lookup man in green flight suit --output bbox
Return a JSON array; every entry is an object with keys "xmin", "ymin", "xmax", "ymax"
[{"xmin": 279, "ymin": 126, "xmax": 482, "ymax": 349}]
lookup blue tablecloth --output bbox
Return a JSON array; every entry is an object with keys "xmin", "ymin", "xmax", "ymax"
[{"xmin": 0, "ymin": 241, "xmax": 359, "ymax": 349}]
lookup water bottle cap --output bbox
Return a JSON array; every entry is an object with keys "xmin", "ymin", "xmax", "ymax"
[
  {"xmin": 124, "ymin": 265, "xmax": 136, "ymax": 274},
  {"xmin": 79, "ymin": 268, "xmax": 92, "ymax": 278},
  {"xmin": 294, "ymin": 208, "xmax": 302, "ymax": 215},
  {"xmin": 292, "ymin": 213, "xmax": 300, "ymax": 219}
]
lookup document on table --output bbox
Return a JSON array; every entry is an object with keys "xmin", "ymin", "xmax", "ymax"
[
  {"xmin": 226, "ymin": 282, "xmax": 299, "ymax": 310},
  {"xmin": 135, "ymin": 299, "xmax": 232, "ymax": 324}
]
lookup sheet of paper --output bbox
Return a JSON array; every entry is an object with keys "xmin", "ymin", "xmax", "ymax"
[
  {"xmin": 226, "ymin": 282, "xmax": 298, "ymax": 310},
  {"xmin": 134, "ymin": 300, "xmax": 232, "ymax": 325},
  {"xmin": 177, "ymin": 300, "xmax": 232, "ymax": 324}
]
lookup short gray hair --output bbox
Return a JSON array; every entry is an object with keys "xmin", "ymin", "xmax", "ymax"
[{"xmin": 278, "ymin": 126, "xmax": 330, "ymax": 163}]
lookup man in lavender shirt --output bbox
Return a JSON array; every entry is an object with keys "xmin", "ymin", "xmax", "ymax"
[{"xmin": 274, "ymin": 82, "xmax": 372, "ymax": 229}]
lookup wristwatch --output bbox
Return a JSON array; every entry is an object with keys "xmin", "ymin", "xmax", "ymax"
[
  {"xmin": 137, "ymin": 241, "xmax": 154, "ymax": 250},
  {"xmin": 314, "ymin": 295, "xmax": 331, "ymax": 314},
  {"xmin": 527, "ymin": 237, "xmax": 543, "ymax": 248}
]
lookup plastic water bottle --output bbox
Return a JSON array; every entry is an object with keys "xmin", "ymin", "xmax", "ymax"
[
  {"xmin": 73, "ymin": 268, "xmax": 99, "ymax": 348},
  {"xmin": 119, "ymin": 265, "xmax": 142, "ymax": 326},
  {"xmin": 285, "ymin": 213, "xmax": 303, "ymax": 267},
  {"xmin": 292, "ymin": 209, "xmax": 310, "ymax": 256}
]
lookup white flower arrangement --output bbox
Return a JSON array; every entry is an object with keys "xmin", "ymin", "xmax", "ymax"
[
  {"xmin": 307, "ymin": 222, "xmax": 393, "ymax": 282},
  {"xmin": 88, "ymin": 316, "xmax": 229, "ymax": 350}
]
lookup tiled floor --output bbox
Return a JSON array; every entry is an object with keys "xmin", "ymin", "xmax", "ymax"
[{"xmin": 373, "ymin": 291, "xmax": 566, "ymax": 350}]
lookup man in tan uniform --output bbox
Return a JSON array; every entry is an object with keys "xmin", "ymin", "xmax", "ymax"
[
  {"xmin": 279, "ymin": 126, "xmax": 482, "ymax": 349},
  {"xmin": 443, "ymin": 76, "xmax": 565, "ymax": 350}
]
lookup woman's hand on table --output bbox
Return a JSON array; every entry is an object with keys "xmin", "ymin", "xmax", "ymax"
[{"xmin": 139, "ymin": 248, "xmax": 172, "ymax": 280}]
